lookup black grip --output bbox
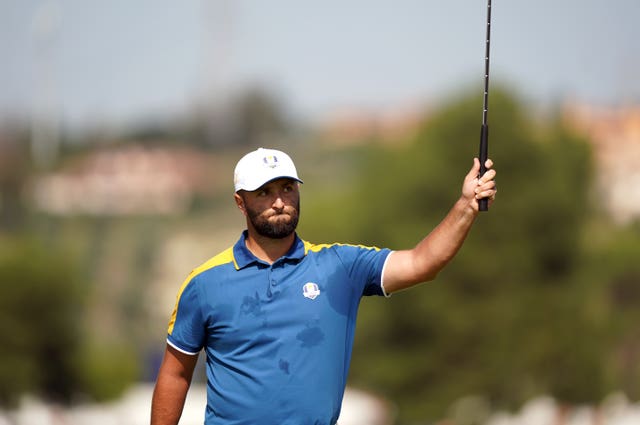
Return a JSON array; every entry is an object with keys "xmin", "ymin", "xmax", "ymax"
[{"xmin": 478, "ymin": 124, "xmax": 489, "ymax": 212}]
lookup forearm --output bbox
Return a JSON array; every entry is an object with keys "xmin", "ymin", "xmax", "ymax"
[
  {"xmin": 413, "ymin": 196, "xmax": 476, "ymax": 279},
  {"xmin": 384, "ymin": 196, "xmax": 477, "ymax": 293},
  {"xmin": 383, "ymin": 157, "xmax": 494, "ymax": 294},
  {"xmin": 151, "ymin": 372, "xmax": 191, "ymax": 425}
]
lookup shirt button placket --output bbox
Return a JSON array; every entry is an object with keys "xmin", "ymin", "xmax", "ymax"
[
  {"xmin": 264, "ymin": 267, "xmax": 271, "ymax": 298},
  {"xmin": 268, "ymin": 262, "xmax": 282, "ymax": 299},
  {"xmin": 267, "ymin": 265, "xmax": 278, "ymax": 298}
]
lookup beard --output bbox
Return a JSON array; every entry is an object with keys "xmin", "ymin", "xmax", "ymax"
[{"xmin": 246, "ymin": 200, "xmax": 300, "ymax": 239}]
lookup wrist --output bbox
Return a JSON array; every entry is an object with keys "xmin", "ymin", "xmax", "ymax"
[{"xmin": 456, "ymin": 196, "xmax": 478, "ymax": 219}]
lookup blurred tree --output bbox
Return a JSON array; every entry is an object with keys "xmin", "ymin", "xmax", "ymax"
[
  {"xmin": 75, "ymin": 338, "xmax": 140, "ymax": 402},
  {"xmin": 302, "ymin": 88, "xmax": 607, "ymax": 422},
  {"xmin": 234, "ymin": 86, "xmax": 290, "ymax": 147},
  {"xmin": 186, "ymin": 86, "xmax": 290, "ymax": 149},
  {"xmin": 590, "ymin": 222, "xmax": 640, "ymax": 400},
  {"xmin": 0, "ymin": 238, "xmax": 84, "ymax": 406},
  {"xmin": 0, "ymin": 229, "xmax": 143, "ymax": 407},
  {"xmin": 0, "ymin": 130, "xmax": 31, "ymax": 232}
]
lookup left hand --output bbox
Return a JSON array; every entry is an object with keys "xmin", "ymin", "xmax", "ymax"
[{"xmin": 462, "ymin": 158, "xmax": 497, "ymax": 211}]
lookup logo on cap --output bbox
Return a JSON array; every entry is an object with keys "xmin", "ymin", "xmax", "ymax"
[
  {"xmin": 302, "ymin": 282, "xmax": 320, "ymax": 300},
  {"xmin": 263, "ymin": 155, "xmax": 279, "ymax": 169},
  {"xmin": 234, "ymin": 148, "xmax": 303, "ymax": 192}
]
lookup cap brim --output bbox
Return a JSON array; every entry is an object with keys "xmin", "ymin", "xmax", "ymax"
[{"xmin": 236, "ymin": 176, "xmax": 303, "ymax": 192}]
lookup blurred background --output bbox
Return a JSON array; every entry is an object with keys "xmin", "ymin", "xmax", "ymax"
[{"xmin": 1, "ymin": 0, "xmax": 640, "ymax": 424}]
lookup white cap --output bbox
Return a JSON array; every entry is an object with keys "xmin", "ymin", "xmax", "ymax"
[{"xmin": 233, "ymin": 148, "xmax": 303, "ymax": 192}]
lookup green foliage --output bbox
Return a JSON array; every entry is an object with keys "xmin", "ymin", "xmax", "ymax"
[
  {"xmin": 588, "ymin": 222, "xmax": 640, "ymax": 399},
  {"xmin": 75, "ymin": 339, "xmax": 140, "ymax": 402},
  {"xmin": 0, "ymin": 231, "xmax": 144, "ymax": 407},
  {"xmin": 303, "ymin": 88, "xmax": 624, "ymax": 422},
  {"xmin": 0, "ymin": 238, "xmax": 84, "ymax": 406}
]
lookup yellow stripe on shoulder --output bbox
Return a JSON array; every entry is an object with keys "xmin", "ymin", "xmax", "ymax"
[
  {"xmin": 189, "ymin": 246, "xmax": 238, "ymax": 278},
  {"xmin": 167, "ymin": 246, "xmax": 235, "ymax": 335},
  {"xmin": 303, "ymin": 240, "xmax": 381, "ymax": 254}
]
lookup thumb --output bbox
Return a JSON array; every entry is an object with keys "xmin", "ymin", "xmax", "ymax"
[{"xmin": 466, "ymin": 158, "xmax": 481, "ymax": 180}]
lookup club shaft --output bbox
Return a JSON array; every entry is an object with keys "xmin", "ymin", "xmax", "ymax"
[
  {"xmin": 482, "ymin": 0, "xmax": 492, "ymax": 127},
  {"xmin": 478, "ymin": 0, "xmax": 491, "ymax": 212}
]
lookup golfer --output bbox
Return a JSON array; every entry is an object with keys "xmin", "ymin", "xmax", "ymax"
[{"xmin": 151, "ymin": 147, "xmax": 497, "ymax": 425}]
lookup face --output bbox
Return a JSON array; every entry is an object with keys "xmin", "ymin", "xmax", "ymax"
[{"xmin": 236, "ymin": 178, "xmax": 300, "ymax": 239}]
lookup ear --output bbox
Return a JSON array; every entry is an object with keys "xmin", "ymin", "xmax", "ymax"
[{"xmin": 234, "ymin": 193, "xmax": 247, "ymax": 216}]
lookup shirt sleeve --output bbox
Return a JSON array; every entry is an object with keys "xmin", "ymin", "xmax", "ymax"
[
  {"xmin": 335, "ymin": 245, "xmax": 392, "ymax": 297},
  {"xmin": 166, "ymin": 275, "xmax": 206, "ymax": 355}
]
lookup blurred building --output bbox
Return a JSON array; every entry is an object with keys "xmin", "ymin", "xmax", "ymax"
[
  {"xmin": 319, "ymin": 105, "xmax": 425, "ymax": 147},
  {"xmin": 563, "ymin": 103, "xmax": 640, "ymax": 224},
  {"xmin": 29, "ymin": 145, "xmax": 221, "ymax": 216}
]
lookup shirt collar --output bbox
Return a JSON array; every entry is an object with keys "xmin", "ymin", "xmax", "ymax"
[{"xmin": 232, "ymin": 230, "xmax": 306, "ymax": 269}]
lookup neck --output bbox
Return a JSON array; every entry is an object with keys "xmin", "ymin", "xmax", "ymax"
[{"xmin": 244, "ymin": 231, "xmax": 296, "ymax": 264}]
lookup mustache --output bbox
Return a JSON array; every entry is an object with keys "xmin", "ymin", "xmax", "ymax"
[{"xmin": 266, "ymin": 207, "xmax": 296, "ymax": 217}]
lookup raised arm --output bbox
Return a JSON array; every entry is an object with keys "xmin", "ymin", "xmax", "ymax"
[
  {"xmin": 151, "ymin": 345, "xmax": 199, "ymax": 425},
  {"xmin": 383, "ymin": 158, "xmax": 496, "ymax": 294}
]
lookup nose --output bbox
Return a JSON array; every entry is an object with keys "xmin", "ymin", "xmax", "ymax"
[{"xmin": 272, "ymin": 195, "xmax": 285, "ymax": 211}]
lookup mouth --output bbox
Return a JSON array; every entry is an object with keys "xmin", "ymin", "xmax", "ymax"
[{"xmin": 268, "ymin": 213, "xmax": 291, "ymax": 222}]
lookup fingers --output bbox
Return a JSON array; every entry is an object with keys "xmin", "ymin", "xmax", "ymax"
[
  {"xmin": 478, "ymin": 168, "xmax": 496, "ymax": 185},
  {"xmin": 463, "ymin": 158, "xmax": 497, "ymax": 207},
  {"xmin": 475, "ymin": 185, "xmax": 496, "ymax": 200},
  {"xmin": 477, "ymin": 157, "xmax": 495, "ymax": 183},
  {"xmin": 475, "ymin": 158, "xmax": 497, "ymax": 201},
  {"xmin": 484, "ymin": 158, "xmax": 494, "ymax": 169},
  {"xmin": 468, "ymin": 158, "xmax": 494, "ymax": 178}
]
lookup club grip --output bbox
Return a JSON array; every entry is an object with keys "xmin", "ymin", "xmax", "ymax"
[{"xmin": 478, "ymin": 124, "xmax": 489, "ymax": 212}]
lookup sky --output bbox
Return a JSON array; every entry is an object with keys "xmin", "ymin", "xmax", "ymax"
[{"xmin": 2, "ymin": 0, "xmax": 639, "ymax": 132}]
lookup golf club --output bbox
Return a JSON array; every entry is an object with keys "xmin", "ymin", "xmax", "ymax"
[{"xmin": 478, "ymin": 0, "xmax": 492, "ymax": 212}]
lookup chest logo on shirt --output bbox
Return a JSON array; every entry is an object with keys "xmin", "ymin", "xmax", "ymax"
[{"xmin": 302, "ymin": 282, "xmax": 320, "ymax": 300}]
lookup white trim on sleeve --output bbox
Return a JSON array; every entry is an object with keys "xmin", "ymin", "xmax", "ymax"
[
  {"xmin": 167, "ymin": 339, "xmax": 200, "ymax": 356},
  {"xmin": 380, "ymin": 251, "xmax": 394, "ymax": 298}
]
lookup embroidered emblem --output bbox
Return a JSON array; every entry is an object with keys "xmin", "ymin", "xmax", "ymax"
[
  {"xmin": 262, "ymin": 155, "xmax": 279, "ymax": 168},
  {"xmin": 302, "ymin": 282, "xmax": 320, "ymax": 300}
]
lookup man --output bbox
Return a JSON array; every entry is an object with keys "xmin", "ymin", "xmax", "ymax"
[{"xmin": 151, "ymin": 147, "xmax": 497, "ymax": 425}]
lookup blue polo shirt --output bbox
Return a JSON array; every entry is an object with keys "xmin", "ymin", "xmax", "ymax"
[{"xmin": 167, "ymin": 231, "xmax": 392, "ymax": 425}]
